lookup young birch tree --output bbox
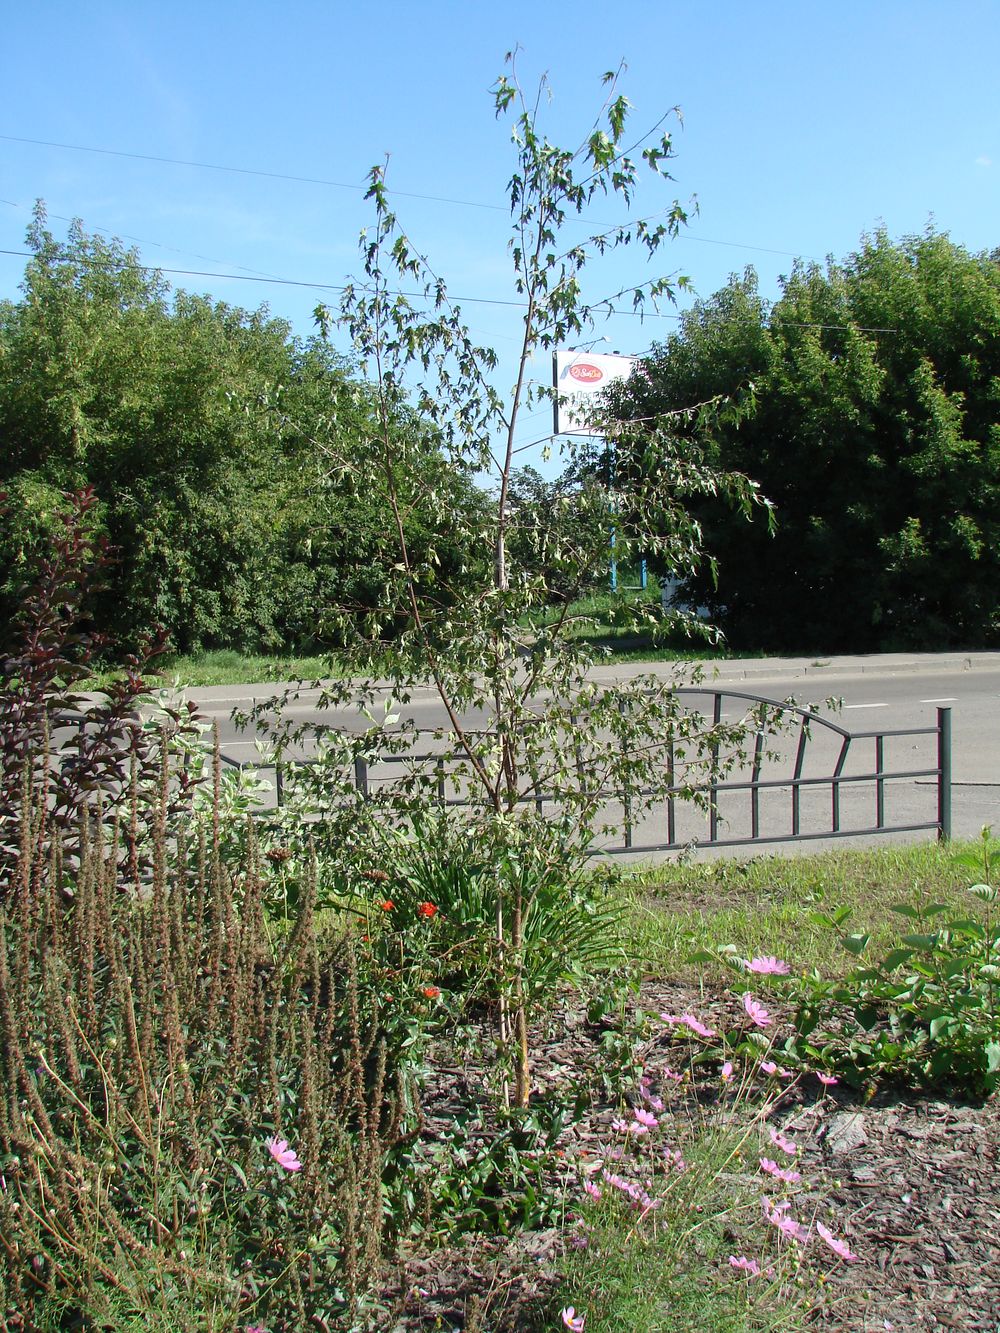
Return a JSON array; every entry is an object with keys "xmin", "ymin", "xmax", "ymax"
[{"xmin": 256, "ymin": 56, "xmax": 768, "ymax": 1106}]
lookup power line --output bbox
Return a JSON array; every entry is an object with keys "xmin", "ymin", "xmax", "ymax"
[
  {"xmin": 0, "ymin": 246, "xmax": 688, "ymax": 319},
  {"xmin": 1, "ymin": 130, "xmax": 822, "ymax": 263},
  {"xmin": 0, "ymin": 132, "xmax": 506, "ymax": 213},
  {"xmin": 0, "ymin": 246, "xmax": 899, "ymax": 332}
]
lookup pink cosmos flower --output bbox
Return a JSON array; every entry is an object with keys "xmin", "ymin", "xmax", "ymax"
[
  {"xmin": 728, "ymin": 1255, "xmax": 762, "ymax": 1275},
  {"xmin": 762, "ymin": 1195, "xmax": 809, "ymax": 1241},
  {"xmin": 265, "ymin": 1137, "xmax": 302, "ymax": 1172},
  {"xmin": 721, "ymin": 1061, "xmax": 734, "ymax": 1083},
  {"xmin": 628, "ymin": 1121, "xmax": 649, "ymax": 1136},
  {"xmin": 761, "ymin": 1060, "xmax": 795, "ymax": 1078},
  {"xmin": 817, "ymin": 1222, "xmax": 858, "ymax": 1261},
  {"xmin": 661, "ymin": 1066, "xmax": 683, "ymax": 1083},
  {"xmin": 760, "ymin": 1156, "xmax": 802, "ymax": 1184},
  {"xmin": 583, "ymin": 1179, "xmax": 602, "ymax": 1200},
  {"xmin": 769, "ymin": 1209, "xmax": 810, "ymax": 1242},
  {"xmin": 744, "ymin": 955, "xmax": 791, "ymax": 975},
  {"xmin": 777, "ymin": 1212, "xmax": 810, "ymax": 1242},
  {"xmin": 639, "ymin": 1085, "xmax": 665, "ymax": 1111},
  {"xmin": 660, "ymin": 1012, "xmax": 715, "ymax": 1038},
  {"xmin": 768, "ymin": 1127, "xmax": 799, "ymax": 1156},
  {"xmin": 742, "ymin": 993, "xmax": 771, "ymax": 1027},
  {"xmin": 633, "ymin": 1108, "xmax": 658, "ymax": 1129},
  {"xmin": 561, "ymin": 1308, "xmax": 586, "ymax": 1332},
  {"xmin": 817, "ymin": 1072, "xmax": 839, "ymax": 1087},
  {"xmin": 681, "ymin": 1013, "xmax": 716, "ymax": 1038}
]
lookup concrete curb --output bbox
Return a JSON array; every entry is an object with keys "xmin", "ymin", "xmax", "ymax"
[{"xmin": 166, "ymin": 651, "xmax": 1000, "ymax": 709}]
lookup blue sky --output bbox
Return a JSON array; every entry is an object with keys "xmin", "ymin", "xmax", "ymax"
[{"xmin": 3, "ymin": 1, "xmax": 999, "ymax": 471}]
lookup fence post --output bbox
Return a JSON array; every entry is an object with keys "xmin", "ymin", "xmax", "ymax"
[
  {"xmin": 354, "ymin": 754, "xmax": 370, "ymax": 799},
  {"xmin": 937, "ymin": 707, "xmax": 952, "ymax": 842},
  {"xmin": 709, "ymin": 693, "xmax": 722, "ymax": 844},
  {"xmin": 619, "ymin": 696, "xmax": 632, "ymax": 850}
]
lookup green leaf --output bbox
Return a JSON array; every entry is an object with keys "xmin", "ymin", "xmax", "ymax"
[
  {"xmin": 842, "ymin": 932, "xmax": 870, "ymax": 956},
  {"xmin": 890, "ymin": 903, "xmax": 923, "ymax": 920},
  {"xmin": 685, "ymin": 949, "xmax": 717, "ymax": 964},
  {"xmin": 807, "ymin": 910, "xmax": 839, "ymax": 930},
  {"xmin": 986, "ymin": 1042, "xmax": 1000, "ymax": 1074},
  {"xmin": 969, "ymin": 883, "xmax": 999, "ymax": 904},
  {"xmin": 929, "ymin": 1015, "xmax": 953, "ymax": 1040},
  {"xmin": 901, "ymin": 933, "xmax": 939, "ymax": 951},
  {"xmin": 881, "ymin": 948, "xmax": 915, "ymax": 970}
]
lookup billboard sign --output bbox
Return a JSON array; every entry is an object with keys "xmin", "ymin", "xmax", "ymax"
[{"xmin": 552, "ymin": 350, "xmax": 638, "ymax": 435}]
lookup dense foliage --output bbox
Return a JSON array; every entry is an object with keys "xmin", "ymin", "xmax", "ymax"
[
  {"xmin": 609, "ymin": 230, "xmax": 1000, "ymax": 651},
  {"xmin": 0, "ymin": 208, "xmax": 485, "ymax": 656}
]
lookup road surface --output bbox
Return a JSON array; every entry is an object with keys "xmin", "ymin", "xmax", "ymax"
[{"xmin": 176, "ymin": 652, "xmax": 1000, "ymax": 857}]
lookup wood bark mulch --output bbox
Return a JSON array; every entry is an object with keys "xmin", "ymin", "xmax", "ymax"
[{"xmin": 379, "ymin": 979, "xmax": 1000, "ymax": 1332}]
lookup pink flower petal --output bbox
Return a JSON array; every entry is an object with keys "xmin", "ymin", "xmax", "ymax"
[
  {"xmin": 760, "ymin": 1156, "xmax": 802, "ymax": 1184},
  {"xmin": 742, "ymin": 993, "xmax": 771, "ymax": 1028},
  {"xmin": 728, "ymin": 1255, "xmax": 761, "ymax": 1275},
  {"xmin": 768, "ymin": 1127, "xmax": 799, "ymax": 1156},
  {"xmin": 817, "ymin": 1222, "xmax": 858, "ymax": 1261},
  {"xmin": 265, "ymin": 1137, "xmax": 302, "ymax": 1172},
  {"xmin": 744, "ymin": 955, "xmax": 791, "ymax": 975}
]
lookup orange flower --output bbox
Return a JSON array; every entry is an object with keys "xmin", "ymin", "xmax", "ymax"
[
  {"xmin": 421, "ymin": 985, "xmax": 440, "ymax": 999},
  {"xmin": 379, "ymin": 900, "xmax": 395, "ymax": 912},
  {"xmin": 417, "ymin": 902, "xmax": 438, "ymax": 918}
]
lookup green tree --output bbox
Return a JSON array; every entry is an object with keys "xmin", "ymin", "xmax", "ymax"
[
  {"xmin": 613, "ymin": 230, "xmax": 1000, "ymax": 650},
  {"xmin": 0, "ymin": 208, "xmax": 484, "ymax": 655}
]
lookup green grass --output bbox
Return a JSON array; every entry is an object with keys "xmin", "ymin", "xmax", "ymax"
[
  {"xmin": 82, "ymin": 648, "xmax": 345, "ymax": 690},
  {"xmin": 612, "ymin": 840, "xmax": 982, "ymax": 982},
  {"xmin": 553, "ymin": 1128, "xmax": 811, "ymax": 1332},
  {"xmin": 527, "ymin": 585, "xmax": 767, "ymax": 663},
  {"xmin": 81, "ymin": 588, "xmax": 771, "ymax": 689}
]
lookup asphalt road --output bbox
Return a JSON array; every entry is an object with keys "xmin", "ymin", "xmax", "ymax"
[{"xmin": 180, "ymin": 653, "xmax": 1000, "ymax": 856}]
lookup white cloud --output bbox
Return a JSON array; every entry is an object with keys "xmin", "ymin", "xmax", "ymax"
[{"xmin": 975, "ymin": 155, "xmax": 992, "ymax": 168}]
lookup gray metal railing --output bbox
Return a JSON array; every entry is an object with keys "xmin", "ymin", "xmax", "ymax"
[{"xmin": 216, "ymin": 691, "xmax": 952, "ymax": 855}]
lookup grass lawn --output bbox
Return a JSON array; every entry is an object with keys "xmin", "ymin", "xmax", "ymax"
[
  {"xmin": 613, "ymin": 839, "xmax": 980, "ymax": 982},
  {"xmin": 80, "ymin": 588, "xmax": 779, "ymax": 688}
]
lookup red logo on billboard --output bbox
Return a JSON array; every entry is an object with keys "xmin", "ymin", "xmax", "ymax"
[{"xmin": 569, "ymin": 362, "xmax": 603, "ymax": 383}]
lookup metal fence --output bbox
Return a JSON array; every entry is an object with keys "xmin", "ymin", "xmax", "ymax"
[{"xmin": 219, "ymin": 690, "xmax": 952, "ymax": 856}]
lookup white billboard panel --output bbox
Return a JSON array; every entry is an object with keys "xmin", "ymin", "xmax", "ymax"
[{"xmin": 552, "ymin": 350, "xmax": 638, "ymax": 435}]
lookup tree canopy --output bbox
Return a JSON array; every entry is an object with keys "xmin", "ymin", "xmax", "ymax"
[
  {"xmin": 0, "ymin": 209, "xmax": 484, "ymax": 655},
  {"xmin": 611, "ymin": 229, "xmax": 1000, "ymax": 651}
]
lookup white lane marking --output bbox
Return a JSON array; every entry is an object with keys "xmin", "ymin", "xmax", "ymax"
[
  {"xmin": 843, "ymin": 702, "xmax": 888, "ymax": 709},
  {"xmin": 920, "ymin": 697, "xmax": 957, "ymax": 703}
]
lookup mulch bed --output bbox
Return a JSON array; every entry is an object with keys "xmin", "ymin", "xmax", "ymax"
[{"xmin": 378, "ymin": 979, "xmax": 1000, "ymax": 1332}]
